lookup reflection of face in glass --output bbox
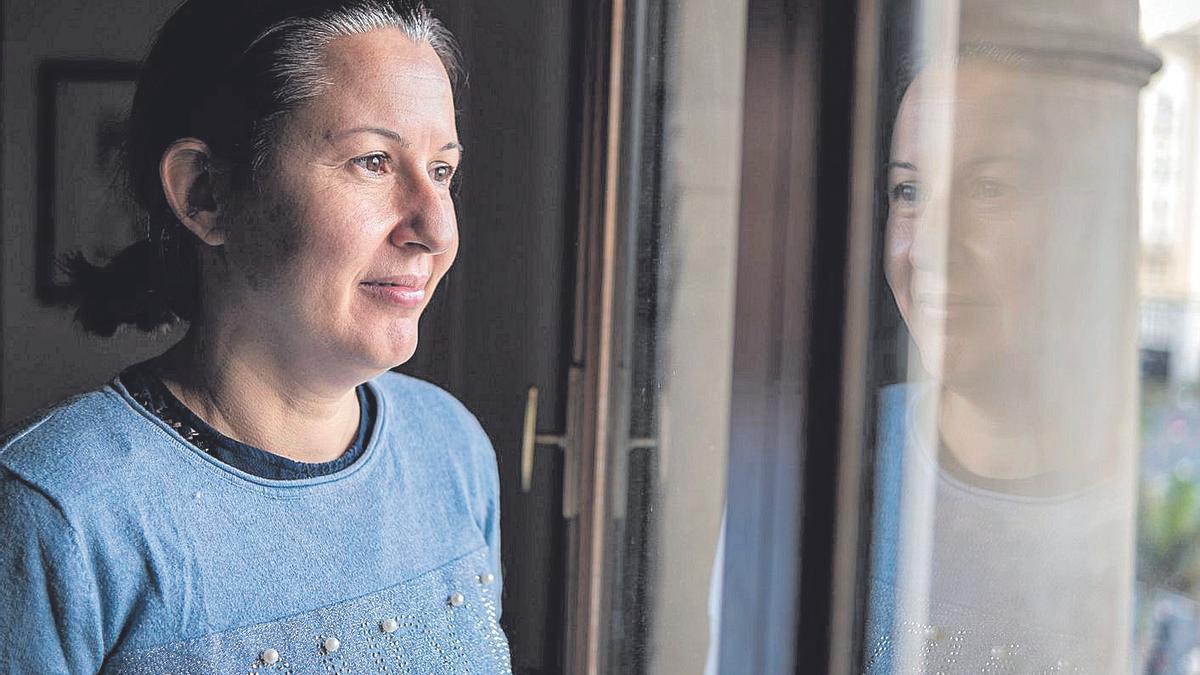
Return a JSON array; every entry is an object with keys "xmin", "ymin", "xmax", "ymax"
[
  {"xmin": 881, "ymin": 57, "xmax": 1132, "ymax": 485},
  {"xmin": 883, "ymin": 51, "xmax": 1137, "ymax": 485},
  {"xmin": 885, "ymin": 60, "xmax": 1050, "ymax": 402},
  {"xmin": 871, "ymin": 52, "xmax": 1142, "ymax": 673}
]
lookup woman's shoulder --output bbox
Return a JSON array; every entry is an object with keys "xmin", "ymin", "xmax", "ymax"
[
  {"xmin": 0, "ymin": 381, "xmax": 166, "ymax": 512},
  {"xmin": 370, "ymin": 369, "xmax": 454, "ymax": 402},
  {"xmin": 877, "ymin": 381, "xmax": 931, "ymax": 442},
  {"xmin": 1, "ymin": 385, "xmax": 134, "ymax": 474},
  {"xmin": 370, "ymin": 370, "xmax": 461, "ymax": 404},
  {"xmin": 368, "ymin": 371, "xmax": 498, "ymax": 488},
  {"xmin": 369, "ymin": 371, "xmax": 488, "ymax": 438}
]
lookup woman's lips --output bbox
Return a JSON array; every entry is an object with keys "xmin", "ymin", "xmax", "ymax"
[
  {"xmin": 360, "ymin": 275, "xmax": 429, "ymax": 309},
  {"xmin": 914, "ymin": 293, "xmax": 992, "ymax": 324}
]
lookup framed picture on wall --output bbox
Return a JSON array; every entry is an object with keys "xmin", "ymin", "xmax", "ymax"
[{"xmin": 36, "ymin": 60, "xmax": 140, "ymax": 305}]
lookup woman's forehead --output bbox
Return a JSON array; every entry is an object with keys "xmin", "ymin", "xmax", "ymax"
[
  {"xmin": 892, "ymin": 63, "xmax": 1037, "ymax": 164},
  {"xmin": 292, "ymin": 30, "xmax": 457, "ymax": 143},
  {"xmin": 323, "ymin": 29, "xmax": 450, "ymax": 88}
]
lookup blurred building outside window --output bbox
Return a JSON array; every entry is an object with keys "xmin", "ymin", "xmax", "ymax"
[{"xmin": 1131, "ymin": 2, "xmax": 1200, "ymax": 671}]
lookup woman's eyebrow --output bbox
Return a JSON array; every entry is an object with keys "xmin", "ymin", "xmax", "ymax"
[
  {"xmin": 955, "ymin": 154, "xmax": 1021, "ymax": 173},
  {"xmin": 326, "ymin": 126, "xmax": 410, "ymax": 147},
  {"xmin": 886, "ymin": 160, "xmax": 918, "ymax": 171},
  {"xmin": 324, "ymin": 128, "xmax": 463, "ymax": 156}
]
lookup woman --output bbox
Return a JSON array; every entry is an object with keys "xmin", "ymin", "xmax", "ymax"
[
  {"xmin": 0, "ymin": 0, "xmax": 511, "ymax": 672},
  {"xmin": 864, "ymin": 52, "xmax": 1135, "ymax": 673}
]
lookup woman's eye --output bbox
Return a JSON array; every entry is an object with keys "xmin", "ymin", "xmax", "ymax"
[
  {"xmin": 970, "ymin": 177, "xmax": 1010, "ymax": 201},
  {"xmin": 351, "ymin": 153, "xmax": 391, "ymax": 175},
  {"xmin": 889, "ymin": 181, "xmax": 922, "ymax": 205},
  {"xmin": 431, "ymin": 163, "xmax": 456, "ymax": 184}
]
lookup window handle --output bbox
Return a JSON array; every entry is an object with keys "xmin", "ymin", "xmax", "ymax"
[
  {"xmin": 520, "ymin": 371, "xmax": 656, "ymax": 518},
  {"xmin": 521, "ymin": 385, "xmax": 568, "ymax": 493}
]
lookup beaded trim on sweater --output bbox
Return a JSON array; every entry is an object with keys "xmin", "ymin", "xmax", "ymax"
[{"xmin": 117, "ymin": 363, "xmax": 372, "ymax": 479}]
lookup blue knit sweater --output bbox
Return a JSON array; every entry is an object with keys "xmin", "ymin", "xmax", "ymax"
[
  {"xmin": 0, "ymin": 369, "xmax": 511, "ymax": 673},
  {"xmin": 864, "ymin": 384, "xmax": 1127, "ymax": 673}
]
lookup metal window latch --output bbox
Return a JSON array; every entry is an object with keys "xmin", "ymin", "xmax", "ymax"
[
  {"xmin": 520, "ymin": 369, "xmax": 658, "ymax": 520},
  {"xmin": 521, "ymin": 384, "xmax": 568, "ymax": 493},
  {"xmin": 520, "ymin": 366, "xmax": 585, "ymax": 518},
  {"xmin": 523, "ymin": 369, "xmax": 583, "ymax": 516}
]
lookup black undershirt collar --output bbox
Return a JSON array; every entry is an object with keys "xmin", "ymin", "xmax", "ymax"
[{"xmin": 119, "ymin": 362, "xmax": 375, "ymax": 480}]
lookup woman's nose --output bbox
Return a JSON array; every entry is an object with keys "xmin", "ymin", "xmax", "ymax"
[
  {"xmin": 389, "ymin": 178, "xmax": 456, "ymax": 255},
  {"xmin": 909, "ymin": 186, "xmax": 970, "ymax": 275},
  {"xmin": 909, "ymin": 210, "xmax": 947, "ymax": 273}
]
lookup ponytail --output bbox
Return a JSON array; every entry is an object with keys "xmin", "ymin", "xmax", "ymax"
[{"xmin": 59, "ymin": 228, "xmax": 199, "ymax": 337}]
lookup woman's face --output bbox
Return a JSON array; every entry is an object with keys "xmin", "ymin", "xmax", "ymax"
[
  {"xmin": 885, "ymin": 61, "xmax": 1050, "ymax": 394},
  {"xmin": 219, "ymin": 29, "xmax": 460, "ymax": 375}
]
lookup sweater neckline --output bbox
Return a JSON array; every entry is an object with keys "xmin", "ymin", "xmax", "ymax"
[
  {"xmin": 117, "ymin": 361, "xmax": 374, "ymax": 480},
  {"xmin": 109, "ymin": 361, "xmax": 390, "ymax": 496}
]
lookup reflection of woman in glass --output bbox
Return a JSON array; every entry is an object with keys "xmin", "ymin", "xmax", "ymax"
[
  {"xmin": 0, "ymin": 1, "xmax": 510, "ymax": 671},
  {"xmin": 866, "ymin": 53, "xmax": 1135, "ymax": 673}
]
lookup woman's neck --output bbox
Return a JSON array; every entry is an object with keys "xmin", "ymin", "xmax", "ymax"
[
  {"xmin": 934, "ymin": 385, "xmax": 1116, "ymax": 494},
  {"xmin": 936, "ymin": 388, "xmax": 1047, "ymax": 479},
  {"xmin": 150, "ymin": 327, "xmax": 361, "ymax": 464}
]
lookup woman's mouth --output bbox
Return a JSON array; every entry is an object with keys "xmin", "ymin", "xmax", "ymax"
[
  {"xmin": 360, "ymin": 275, "xmax": 429, "ymax": 309},
  {"xmin": 913, "ymin": 292, "xmax": 992, "ymax": 325}
]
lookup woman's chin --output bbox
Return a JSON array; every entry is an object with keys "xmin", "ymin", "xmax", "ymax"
[
  {"xmin": 376, "ymin": 336, "xmax": 419, "ymax": 370},
  {"xmin": 377, "ymin": 317, "xmax": 421, "ymax": 358},
  {"xmin": 389, "ymin": 342, "xmax": 419, "ymax": 369},
  {"xmin": 345, "ymin": 328, "xmax": 419, "ymax": 374},
  {"xmin": 913, "ymin": 333, "xmax": 994, "ymax": 388}
]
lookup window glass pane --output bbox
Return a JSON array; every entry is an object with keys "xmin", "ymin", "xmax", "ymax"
[
  {"xmin": 594, "ymin": 0, "xmax": 748, "ymax": 672},
  {"xmin": 1135, "ymin": 2, "xmax": 1200, "ymax": 672},
  {"xmin": 863, "ymin": 0, "xmax": 1160, "ymax": 671}
]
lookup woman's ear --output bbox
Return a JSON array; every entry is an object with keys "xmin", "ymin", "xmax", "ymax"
[{"xmin": 160, "ymin": 139, "xmax": 225, "ymax": 246}]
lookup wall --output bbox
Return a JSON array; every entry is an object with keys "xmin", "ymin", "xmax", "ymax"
[{"xmin": 2, "ymin": 0, "xmax": 184, "ymax": 426}]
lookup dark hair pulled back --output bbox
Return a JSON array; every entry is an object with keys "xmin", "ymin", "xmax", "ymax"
[{"xmin": 61, "ymin": 0, "xmax": 461, "ymax": 337}]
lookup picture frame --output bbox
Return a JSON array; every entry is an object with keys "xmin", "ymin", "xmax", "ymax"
[{"xmin": 36, "ymin": 59, "xmax": 140, "ymax": 305}]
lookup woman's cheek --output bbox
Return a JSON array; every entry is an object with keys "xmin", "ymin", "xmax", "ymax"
[{"xmin": 885, "ymin": 216, "xmax": 914, "ymax": 306}]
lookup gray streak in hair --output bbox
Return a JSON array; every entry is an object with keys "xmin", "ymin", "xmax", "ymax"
[{"xmin": 246, "ymin": 1, "xmax": 462, "ymax": 172}]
